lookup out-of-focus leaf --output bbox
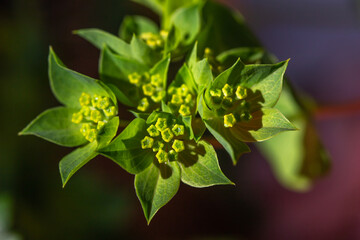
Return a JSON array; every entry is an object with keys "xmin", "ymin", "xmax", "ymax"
[
  {"xmin": 257, "ymin": 88, "xmax": 330, "ymax": 191},
  {"xmin": 170, "ymin": 4, "xmax": 202, "ymax": 46},
  {"xmin": 74, "ymin": 28, "xmax": 132, "ymax": 56},
  {"xmin": 19, "ymin": 107, "xmax": 86, "ymax": 147},
  {"xmin": 197, "ymin": 1, "xmax": 261, "ymax": 54},
  {"xmin": 135, "ymin": 161, "xmax": 180, "ymax": 224},
  {"xmin": 120, "ymin": 15, "xmax": 159, "ymax": 42},
  {"xmin": 217, "ymin": 47, "xmax": 265, "ymax": 66},
  {"xmin": 59, "ymin": 141, "xmax": 98, "ymax": 187},
  {"xmin": 178, "ymin": 140, "xmax": 233, "ymax": 187}
]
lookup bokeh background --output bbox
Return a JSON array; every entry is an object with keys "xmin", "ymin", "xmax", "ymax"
[{"xmin": 1, "ymin": 0, "xmax": 360, "ymax": 239}]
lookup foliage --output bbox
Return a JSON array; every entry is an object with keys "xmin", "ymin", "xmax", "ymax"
[{"xmin": 20, "ymin": 0, "xmax": 329, "ymax": 223}]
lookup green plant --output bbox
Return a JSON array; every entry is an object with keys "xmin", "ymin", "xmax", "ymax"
[{"xmin": 19, "ymin": 0, "xmax": 330, "ymax": 224}]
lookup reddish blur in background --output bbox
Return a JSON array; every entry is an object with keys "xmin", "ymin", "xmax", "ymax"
[{"xmin": 1, "ymin": 0, "xmax": 360, "ymax": 239}]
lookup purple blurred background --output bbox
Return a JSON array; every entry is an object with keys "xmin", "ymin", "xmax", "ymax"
[{"xmin": 1, "ymin": 0, "xmax": 360, "ymax": 239}]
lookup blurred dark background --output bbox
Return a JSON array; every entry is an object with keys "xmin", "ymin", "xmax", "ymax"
[{"xmin": 1, "ymin": 0, "xmax": 360, "ymax": 239}]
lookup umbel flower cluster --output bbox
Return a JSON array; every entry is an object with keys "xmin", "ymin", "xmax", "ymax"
[{"xmin": 20, "ymin": 0, "xmax": 299, "ymax": 224}]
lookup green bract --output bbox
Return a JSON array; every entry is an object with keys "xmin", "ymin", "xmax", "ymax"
[
  {"xmin": 20, "ymin": 48, "xmax": 120, "ymax": 187},
  {"xmin": 198, "ymin": 58, "xmax": 297, "ymax": 164},
  {"xmin": 99, "ymin": 112, "xmax": 232, "ymax": 223}
]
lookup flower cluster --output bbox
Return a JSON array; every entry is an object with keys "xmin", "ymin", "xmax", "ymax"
[
  {"xmin": 209, "ymin": 84, "xmax": 252, "ymax": 128},
  {"xmin": 71, "ymin": 93, "xmax": 117, "ymax": 142},
  {"xmin": 167, "ymin": 84, "xmax": 195, "ymax": 116},
  {"xmin": 141, "ymin": 117, "xmax": 186, "ymax": 163},
  {"xmin": 128, "ymin": 72, "xmax": 166, "ymax": 112},
  {"xmin": 139, "ymin": 30, "xmax": 168, "ymax": 50}
]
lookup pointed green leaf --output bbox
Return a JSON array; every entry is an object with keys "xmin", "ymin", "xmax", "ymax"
[
  {"xmin": 96, "ymin": 117, "xmax": 119, "ymax": 149},
  {"xmin": 100, "ymin": 45, "xmax": 149, "ymax": 81},
  {"xmin": 130, "ymin": 36, "xmax": 162, "ymax": 67},
  {"xmin": 204, "ymin": 119, "xmax": 250, "ymax": 165},
  {"xmin": 241, "ymin": 61, "xmax": 289, "ymax": 107},
  {"xmin": 170, "ymin": 4, "xmax": 202, "ymax": 46},
  {"xmin": 49, "ymin": 48, "xmax": 110, "ymax": 108},
  {"xmin": 178, "ymin": 140, "xmax": 233, "ymax": 187},
  {"xmin": 191, "ymin": 59, "xmax": 213, "ymax": 92},
  {"xmin": 187, "ymin": 42, "xmax": 198, "ymax": 70},
  {"xmin": 135, "ymin": 161, "xmax": 181, "ymax": 224},
  {"xmin": 120, "ymin": 15, "xmax": 159, "ymax": 42},
  {"xmin": 99, "ymin": 118, "xmax": 153, "ymax": 174},
  {"xmin": 74, "ymin": 28, "xmax": 132, "ymax": 56},
  {"xmin": 150, "ymin": 55, "xmax": 171, "ymax": 89},
  {"xmin": 59, "ymin": 141, "xmax": 98, "ymax": 187},
  {"xmin": 19, "ymin": 107, "xmax": 87, "ymax": 147},
  {"xmin": 231, "ymin": 108, "xmax": 297, "ymax": 142}
]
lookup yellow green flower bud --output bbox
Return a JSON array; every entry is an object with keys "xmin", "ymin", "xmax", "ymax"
[
  {"xmin": 172, "ymin": 124, "xmax": 185, "ymax": 136},
  {"xmin": 178, "ymin": 84, "xmax": 188, "ymax": 96},
  {"xmin": 80, "ymin": 123, "xmax": 91, "ymax": 136},
  {"xmin": 156, "ymin": 149, "xmax": 168, "ymax": 164},
  {"xmin": 79, "ymin": 92, "xmax": 91, "ymax": 106},
  {"xmin": 137, "ymin": 98, "xmax": 149, "ymax": 112},
  {"xmin": 104, "ymin": 106, "xmax": 117, "ymax": 117},
  {"xmin": 141, "ymin": 136, "xmax": 154, "ymax": 149},
  {"xmin": 169, "ymin": 149, "xmax": 178, "ymax": 161},
  {"xmin": 155, "ymin": 118, "xmax": 167, "ymax": 131},
  {"xmin": 91, "ymin": 94, "xmax": 100, "ymax": 108},
  {"xmin": 222, "ymin": 84, "xmax": 233, "ymax": 97},
  {"xmin": 224, "ymin": 113, "xmax": 236, "ymax": 128},
  {"xmin": 179, "ymin": 104, "xmax": 191, "ymax": 116},
  {"xmin": 72, "ymin": 112, "xmax": 83, "ymax": 124},
  {"xmin": 97, "ymin": 96, "xmax": 110, "ymax": 109},
  {"xmin": 161, "ymin": 128, "xmax": 174, "ymax": 142},
  {"xmin": 151, "ymin": 90, "xmax": 165, "ymax": 103},
  {"xmin": 152, "ymin": 141, "xmax": 164, "ymax": 152},
  {"xmin": 128, "ymin": 72, "xmax": 141, "ymax": 85},
  {"xmin": 86, "ymin": 129, "xmax": 97, "ymax": 142},
  {"xmin": 210, "ymin": 89, "xmax": 222, "ymax": 98},
  {"xmin": 236, "ymin": 86, "xmax": 248, "ymax": 100},
  {"xmin": 90, "ymin": 110, "xmax": 102, "ymax": 123},
  {"xmin": 172, "ymin": 139, "xmax": 185, "ymax": 153},
  {"xmin": 204, "ymin": 48, "xmax": 212, "ymax": 56},
  {"xmin": 97, "ymin": 121, "xmax": 105, "ymax": 130},
  {"xmin": 81, "ymin": 106, "xmax": 91, "ymax": 117},
  {"xmin": 160, "ymin": 30, "xmax": 168, "ymax": 38},
  {"xmin": 150, "ymin": 74, "xmax": 162, "ymax": 86},
  {"xmin": 185, "ymin": 94, "xmax": 193, "ymax": 104},
  {"xmin": 147, "ymin": 124, "xmax": 160, "ymax": 137},
  {"xmin": 171, "ymin": 94, "xmax": 183, "ymax": 105},
  {"xmin": 142, "ymin": 83, "xmax": 155, "ymax": 96}
]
